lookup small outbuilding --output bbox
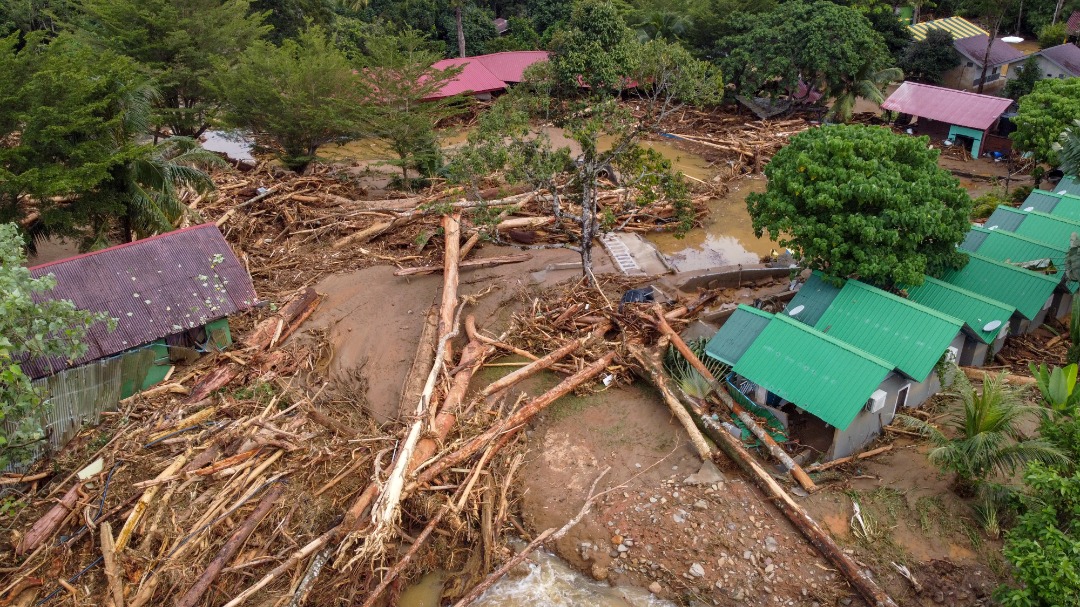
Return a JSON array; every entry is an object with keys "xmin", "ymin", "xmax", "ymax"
[
  {"xmin": 938, "ymin": 251, "xmax": 1061, "ymax": 333},
  {"xmin": 19, "ymin": 224, "xmax": 256, "ymax": 458},
  {"xmin": 881, "ymin": 81, "xmax": 1014, "ymax": 158}
]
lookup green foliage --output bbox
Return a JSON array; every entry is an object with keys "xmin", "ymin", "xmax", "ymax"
[
  {"xmin": 214, "ymin": 26, "xmax": 370, "ymax": 172},
  {"xmin": 1011, "ymin": 185, "xmax": 1035, "ymax": 204},
  {"xmin": 1060, "ymin": 122, "xmax": 1080, "ymax": 180},
  {"xmin": 548, "ymin": 0, "xmax": 639, "ymax": 92},
  {"xmin": 997, "ymin": 464, "xmax": 1080, "ymax": 607},
  {"xmin": 0, "ymin": 0, "xmax": 74, "ymax": 35},
  {"xmin": 1011, "ymin": 78, "xmax": 1080, "ymax": 183},
  {"xmin": 663, "ymin": 338, "xmax": 728, "ymax": 399},
  {"xmin": 441, "ymin": 3, "xmax": 499, "ymax": 56},
  {"xmin": 1038, "ymin": 22, "xmax": 1067, "ymax": 49},
  {"xmin": 1030, "ymin": 362, "xmax": 1080, "ymax": 414},
  {"xmin": 719, "ymin": 1, "xmax": 893, "ymax": 113},
  {"xmin": 899, "ymin": 28, "xmax": 962, "ymax": 85},
  {"xmin": 1071, "ymin": 295, "xmax": 1080, "ymax": 365},
  {"xmin": 897, "ymin": 370, "xmax": 1069, "ymax": 491},
  {"xmin": 483, "ymin": 17, "xmax": 542, "ymax": 52},
  {"xmin": 0, "ymin": 224, "xmax": 112, "ymax": 468},
  {"xmin": 860, "ymin": 3, "xmax": 913, "ymax": 60},
  {"xmin": 971, "ymin": 190, "xmax": 1007, "ymax": 220},
  {"xmin": 1006, "ymin": 56, "xmax": 1044, "ymax": 101},
  {"xmin": 357, "ymin": 27, "xmax": 465, "ymax": 188},
  {"xmin": 0, "ymin": 33, "xmax": 151, "ymax": 246},
  {"xmin": 78, "ymin": 0, "xmax": 271, "ymax": 138},
  {"xmin": 747, "ymin": 125, "xmax": 972, "ymax": 288}
]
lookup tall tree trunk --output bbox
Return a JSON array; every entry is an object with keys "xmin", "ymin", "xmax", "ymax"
[
  {"xmin": 456, "ymin": 5, "xmax": 466, "ymax": 58},
  {"xmin": 1016, "ymin": 0, "xmax": 1024, "ymax": 34},
  {"xmin": 976, "ymin": 17, "xmax": 1002, "ymax": 95},
  {"xmin": 1053, "ymin": 0, "xmax": 1065, "ymax": 24},
  {"xmin": 913, "ymin": 3, "xmax": 921, "ymax": 24}
]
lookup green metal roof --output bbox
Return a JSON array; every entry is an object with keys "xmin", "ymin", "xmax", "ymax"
[
  {"xmin": 784, "ymin": 271, "xmax": 842, "ymax": 326},
  {"xmin": 705, "ymin": 305, "xmax": 772, "ymax": 366},
  {"xmin": 939, "ymin": 252, "xmax": 1060, "ymax": 320},
  {"xmin": 1056, "ymin": 175, "xmax": 1080, "ymax": 197},
  {"xmin": 1012, "ymin": 210, "xmax": 1080, "ymax": 249},
  {"xmin": 813, "ymin": 280, "xmax": 965, "ymax": 381},
  {"xmin": 967, "ymin": 226, "xmax": 1075, "ymax": 293},
  {"xmin": 733, "ymin": 314, "xmax": 893, "ymax": 430},
  {"xmin": 905, "ymin": 276, "xmax": 1016, "ymax": 344},
  {"xmin": 1023, "ymin": 190, "xmax": 1080, "ymax": 219},
  {"xmin": 985, "ymin": 206, "xmax": 1027, "ymax": 232},
  {"xmin": 960, "ymin": 229, "xmax": 988, "ymax": 250}
]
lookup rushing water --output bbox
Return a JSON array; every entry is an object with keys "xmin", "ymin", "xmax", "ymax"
[{"xmin": 400, "ymin": 550, "xmax": 675, "ymax": 607}]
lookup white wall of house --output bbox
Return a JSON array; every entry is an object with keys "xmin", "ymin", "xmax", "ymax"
[
  {"xmin": 943, "ymin": 62, "xmax": 1008, "ymax": 91},
  {"xmin": 1005, "ymin": 55, "xmax": 1078, "ymax": 80}
]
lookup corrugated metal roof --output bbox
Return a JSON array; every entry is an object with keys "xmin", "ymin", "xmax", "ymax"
[
  {"xmin": 881, "ymin": 82, "xmax": 1013, "ymax": 131},
  {"xmin": 23, "ymin": 224, "xmax": 257, "ymax": 379},
  {"xmin": 966, "ymin": 226, "xmax": 1068, "ymax": 267},
  {"xmin": 961, "ymin": 229, "xmax": 989, "ymax": 250},
  {"xmin": 1040, "ymin": 44, "xmax": 1080, "ymax": 77},
  {"xmin": 1068, "ymin": 10, "xmax": 1080, "ymax": 35},
  {"xmin": 1012, "ymin": 210, "xmax": 1080, "ymax": 248},
  {"xmin": 908, "ymin": 16, "xmax": 987, "ymax": 42},
  {"xmin": 1057, "ymin": 175, "xmax": 1080, "ymax": 197},
  {"xmin": 952, "ymin": 35, "xmax": 1026, "ymax": 67},
  {"xmin": 784, "ymin": 271, "xmax": 842, "ymax": 326},
  {"xmin": 733, "ymin": 314, "xmax": 893, "ymax": 430},
  {"xmin": 905, "ymin": 276, "xmax": 1015, "ymax": 344},
  {"xmin": 705, "ymin": 305, "xmax": 772, "ymax": 366},
  {"xmin": 427, "ymin": 51, "xmax": 549, "ymax": 99},
  {"xmin": 813, "ymin": 280, "xmax": 965, "ymax": 381},
  {"xmin": 984, "ymin": 206, "xmax": 1027, "ymax": 231},
  {"xmin": 1022, "ymin": 190, "xmax": 1080, "ymax": 221},
  {"xmin": 939, "ymin": 252, "xmax": 1059, "ymax": 319}
]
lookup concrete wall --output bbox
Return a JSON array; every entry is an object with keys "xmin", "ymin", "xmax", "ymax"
[
  {"xmin": 829, "ymin": 373, "xmax": 909, "ymax": 459},
  {"xmin": 943, "ymin": 62, "xmax": 1007, "ymax": 92},
  {"xmin": 1054, "ymin": 292, "xmax": 1074, "ymax": 321},
  {"xmin": 1006, "ymin": 55, "xmax": 1077, "ymax": 80}
]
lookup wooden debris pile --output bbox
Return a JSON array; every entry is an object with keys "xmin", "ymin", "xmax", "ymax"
[{"xmin": 655, "ymin": 108, "xmax": 812, "ymax": 175}]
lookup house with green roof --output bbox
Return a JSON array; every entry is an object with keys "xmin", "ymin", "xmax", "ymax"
[
  {"xmin": 939, "ymin": 251, "xmax": 1061, "ymax": 332},
  {"xmin": 704, "ymin": 305, "xmax": 772, "ymax": 366},
  {"xmin": 1022, "ymin": 189, "xmax": 1080, "ymax": 220},
  {"xmin": 1054, "ymin": 174, "xmax": 1080, "ymax": 197},
  {"xmin": 961, "ymin": 226, "xmax": 1070, "ymax": 285},
  {"xmin": 730, "ymin": 313, "xmax": 912, "ymax": 459},
  {"xmin": 905, "ymin": 276, "xmax": 1014, "ymax": 363},
  {"xmin": 783, "ymin": 271, "xmax": 842, "ymax": 326}
]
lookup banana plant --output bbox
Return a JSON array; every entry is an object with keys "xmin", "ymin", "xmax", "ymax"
[{"xmin": 1030, "ymin": 362, "xmax": 1080, "ymax": 414}]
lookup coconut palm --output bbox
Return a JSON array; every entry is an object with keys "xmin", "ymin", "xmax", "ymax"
[
  {"xmin": 824, "ymin": 64, "xmax": 904, "ymax": 124},
  {"xmin": 898, "ymin": 369, "xmax": 1070, "ymax": 495}
]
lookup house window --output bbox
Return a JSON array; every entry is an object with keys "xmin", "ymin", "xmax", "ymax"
[{"xmin": 967, "ymin": 61, "xmax": 974, "ymax": 67}]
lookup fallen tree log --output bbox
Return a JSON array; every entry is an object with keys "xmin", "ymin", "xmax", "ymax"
[
  {"xmin": 16, "ymin": 482, "xmax": 83, "ymax": 555},
  {"xmin": 807, "ymin": 446, "xmax": 892, "ymax": 472},
  {"xmin": 393, "ymin": 253, "xmax": 531, "ymax": 277},
  {"xmin": 629, "ymin": 344, "xmax": 713, "ymax": 460},
  {"xmin": 653, "ymin": 306, "xmax": 817, "ymax": 494},
  {"xmin": 478, "ymin": 323, "xmax": 609, "ymax": 398},
  {"xmin": 495, "ymin": 216, "xmax": 555, "ymax": 231},
  {"xmin": 245, "ymin": 287, "xmax": 321, "ymax": 350},
  {"xmin": 647, "ymin": 378, "xmax": 899, "ymax": 607},
  {"xmin": 961, "ymin": 366, "xmax": 1036, "ymax": 386},
  {"xmin": 174, "ymin": 482, "xmax": 285, "ymax": 607}
]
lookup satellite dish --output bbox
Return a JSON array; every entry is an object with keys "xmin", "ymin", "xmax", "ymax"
[
  {"xmin": 1002, "ymin": 36, "xmax": 1024, "ymax": 43},
  {"xmin": 983, "ymin": 320, "xmax": 1003, "ymax": 332},
  {"xmin": 1024, "ymin": 206, "xmax": 1034, "ymax": 211},
  {"xmin": 788, "ymin": 305, "xmax": 805, "ymax": 317}
]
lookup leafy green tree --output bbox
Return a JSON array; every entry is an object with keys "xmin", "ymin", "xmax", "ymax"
[
  {"xmin": 825, "ymin": 62, "xmax": 903, "ymax": 123},
  {"xmin": 1006, "ymin": 55, "xmax": 1044, "ymax": 100},
  {"xmin": 442, "ymin": 1, "xmax": 498, "ymax": 56},
  {"xmin": 1038, "ymin": 21, "xmax": 1067, "ymax": 48},
  {"xmin": 79, "ymin": 0, "xmax": 271, "ymax": 138},
  {"xmin": 0, "ymin": 0, "xmax": 74, "ymax": 35},
  {"xmin": 214, "ymin": 26, "xmax": 370, "ymax": 172},
  {"xmin": 860, "ymin": 2, "xmax": 914, "ymax": 60},
  {"xmin": 548, "ymin": 0, "xmax": 639, "ymax": 92},
  {"xmin": 747, "ymin": 125, "xmax": 972, "ymax": 288},
  {"xmin": 998, "ymin": 464, "xmax": 1080, "ymax": 607},
  {"xmin": 1031, "ymin": 362, "xmax": 1080, "ymax": 414},
  {"xmin": 484, "ymin": 16, "xmax": 542, "ymax": 52},
  {"xmin": 719, "ymin": 1, "xmax": 894, "ymax": 114},
  {"xmin": 623, "ymin": 0, "xmax": 695, "ymax": 42},
  {"xmin": 899, "ymin": 370, "xmax": 1069, "ymax": 495},
  {"xmin": 450, "ymin": 32, "xmax": 721, "ymax": 281},
  {"xmin": 0, "ymin": 33, "xmax": 148, "ymax": 247},
  {"xmin": 899, "ymin": 28, "xmax": 962, "ymax": 85},
  {"xmin": 252, "ymin": 0, "xmax": 335, "ymax": 43},
  {"xmin": 0, "ymin": 223, "xmax": 112, "ymax": 468},
  {"xmin": 359, "ymin": 27, "xmax": 464, "ymax": 188},
  {"xmin": 1011, "ymin": 78, "xmax": 1080, "ymax": 186}
]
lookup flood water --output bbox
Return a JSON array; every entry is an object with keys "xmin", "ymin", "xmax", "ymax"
[
  {"xmin": 201, "ymin": 130, "xmax": 255, "ymax": 162},
  {"xmin": 647, "ymin": 178, "xmax": 778, "ymax": 272},
  {"xmin": 399, "ymin": 550, "xmax": 674, "ymax": 607}
]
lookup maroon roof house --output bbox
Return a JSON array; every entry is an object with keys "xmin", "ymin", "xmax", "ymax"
[
  {"xmin": 426, "ymin": 51, "xmax": 550, "ymax": 100},
  {"xmin": 944, "ymin": 35, "xmax": 1027, "ymax": 91}
]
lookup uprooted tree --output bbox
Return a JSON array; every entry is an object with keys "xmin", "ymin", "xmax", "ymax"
[
  {"xmin": 747, "ymin": 124, "xmax": 973, "ymax": 288},
  {"xmin": 448, "ymin": 0, "xmax": 722, "ymax": 282}
]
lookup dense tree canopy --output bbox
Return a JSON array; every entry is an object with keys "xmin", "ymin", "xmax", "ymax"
[
  {"xmin": 79, "ymin": 0, "xmax": 271, "ymax": 137},
  {"xmin": 899, "ymin": 28, "xmax": 961, "ymax": 85},
  {"xmin": 548, "ymin": 0, "xmax": 639, "ymax": 92},
  {"xmin": 747, "ymin": 125, "xmax": 972, "ymax": 288},
  {"xmin": 1011, "ymin": 78, "xmax": 1080, "ymax": 182},
  {"xmin": 718, "ymin": 1, "xmax": 894, "ymax": 114}
]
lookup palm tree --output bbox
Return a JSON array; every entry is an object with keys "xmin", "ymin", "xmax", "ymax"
[
  {"xmin": 1058, "ymin": 121, "xmax": 1080, "ymax": 180},
  {"xmin": 898, "ymin": 370, "xmax": 1070, "ymax": 495},
  {"xmin": 824, "ymin": 64, "xmax": 904, "ymax": 124}
]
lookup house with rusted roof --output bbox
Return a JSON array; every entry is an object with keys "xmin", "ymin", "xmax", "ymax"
[
  {"xmin": 18, "ymin": 224, "xmax": 256, "ymax": 456},
  {"xmin": 881, "ymin": 81, "xmax": 1014, "ymax": 158}
]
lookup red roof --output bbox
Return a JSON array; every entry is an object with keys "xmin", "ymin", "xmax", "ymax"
[
  {"xmin": 426, "ymin": 51, "xmax": 549, "ymax": 100},
  {"xmin": 1066, "ymin": 11, "xmax": 1080, "ymax": 35},
  {"xmin": 881, "ymin": 81, "xmax": 1013, "ymax": 131},
  {"xmin": 23, "ymin": 224, "xmax": 257, "ymax": 378}
]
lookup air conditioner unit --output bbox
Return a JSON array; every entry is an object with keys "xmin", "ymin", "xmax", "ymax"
[
  {"xmin": 865, "ymin": 389, "xmax": 887, "ymax": 414},
  {"xmin": 945, "ymin": 346, "xmax": 959, "ymax": 364}
]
